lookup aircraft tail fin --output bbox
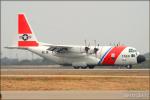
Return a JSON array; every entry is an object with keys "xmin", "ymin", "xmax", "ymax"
[{"xmin": 17, "ymin": 14, "xmax": 39, "ymax": 47}]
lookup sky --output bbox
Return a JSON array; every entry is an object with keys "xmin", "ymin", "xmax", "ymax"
[{"xmin": 1, "ymin": 1, "xmax": 149, "ymax": 60}]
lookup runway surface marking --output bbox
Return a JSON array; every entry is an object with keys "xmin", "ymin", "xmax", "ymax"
[
  {"xmin": 1, "ymin": 75, "xmax": 149, "ymax": 78},
  {"xmin": 2, "ymin": 69, "xmax": 149, "ymax": 71}
]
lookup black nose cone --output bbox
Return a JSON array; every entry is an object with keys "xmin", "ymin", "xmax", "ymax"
[{"xmin": 137, "ymin": 55, "xmax": 146, "ymax": 63}]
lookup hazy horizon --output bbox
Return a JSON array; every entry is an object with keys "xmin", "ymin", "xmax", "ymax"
[{"xmin": 1, "ymin": 1, "xmax": 149, "ymax": 60}]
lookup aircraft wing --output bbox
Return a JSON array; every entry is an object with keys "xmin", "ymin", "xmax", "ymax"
[
  {"xmin": 47, "ymin": 46, "xmax": 71, "ymax": 53},
  {"xmin": 43, "ymin": 44, "xmax": 73, "ymax": 53},
  {"xmin": 45, "ymin": 45, "xmax": 87, "ymax": 57}
]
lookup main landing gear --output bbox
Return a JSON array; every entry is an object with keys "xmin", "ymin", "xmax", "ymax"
[{"xmin": 73, "ymin": 65, "xmax": 95, "ymax": 69}]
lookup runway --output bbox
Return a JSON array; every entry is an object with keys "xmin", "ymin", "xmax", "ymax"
[
  {"xmin": 1, "ymin": 91, "xmax": 149, "ymax": 100},
  {"xmin": 1, "ymin": 66, "xmax": 149, "ymax": 76},
  {"xmin": 1, "ymin": 65, "xmax": 149, "ymax": 69},
  {"xmin": 1, "ymin": 65, "xmax": 149, "ymax": 99},
  {"xmin": 1, "ymin": 75, "xmax": 149, "ymax": 78}
]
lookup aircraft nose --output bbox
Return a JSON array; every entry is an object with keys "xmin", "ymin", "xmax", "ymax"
[{"xmin": 137, "ymin": 55, "xmax": 146, "ymax": 63}]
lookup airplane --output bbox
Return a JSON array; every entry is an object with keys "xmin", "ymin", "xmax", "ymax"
[{"xmin": 5, "ymin": 14, "xmax": 146, "ymax": 69}]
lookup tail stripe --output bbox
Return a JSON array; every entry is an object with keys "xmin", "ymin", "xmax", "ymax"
[
  {"xmin": 102, "ymin": 46, "xmax": 126, "ymax": 65},
  {"xmin": 18, "ymin": 41, "xmax": 39, "ymax": 47},
  {"xmin": 98, "ymin": 47, "xmax": 112, "ymax": 64}
]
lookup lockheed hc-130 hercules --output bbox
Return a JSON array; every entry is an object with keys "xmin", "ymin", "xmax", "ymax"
[{"xmin": 5, "ymin": 14, "xmax": 146, "ymax": 69}]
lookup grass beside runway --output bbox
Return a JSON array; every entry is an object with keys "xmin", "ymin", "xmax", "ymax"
[
  {"xmin": 1, "ymin": 76, "xmax": 149, "ymax": 90},
  {"xmin": 1, "ymin": 68, "xmax": 149, "ymax": 91}
]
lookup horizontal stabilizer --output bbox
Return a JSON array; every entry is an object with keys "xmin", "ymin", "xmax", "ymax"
[{"xmin": 4, "ymin": 46, "xmax": 27, "ymax": 50}]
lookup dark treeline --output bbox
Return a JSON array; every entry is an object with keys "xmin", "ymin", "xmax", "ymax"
[{"xmin": 1, "ymin": 57, "xmax": 55, "ymax": 65}]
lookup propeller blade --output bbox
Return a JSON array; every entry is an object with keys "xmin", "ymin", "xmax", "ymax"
[
  {"xmin": 94, "ymin": 40, "xmax": 96, "ymax": 48},
  {"xmin": 93, "ymin": 40, "xmax": 99, "ymax": 54},
  {"xmin": 85, "ymin": 40, "xmax": 87, "ymax": 47},
  {"xmin": 88, "ymin": 42, "xmax": 90, "ymax": 47},
  {"xmin": 84, "ymin": 40, "xmax": 90, "ymax": 54}
]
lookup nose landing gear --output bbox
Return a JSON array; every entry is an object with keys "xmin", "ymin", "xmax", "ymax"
[
  {"xmin": 88, "ymin": 65, "xmax": 95, "ymax": 69},
  {"xmin": 125, "ymin": 65, "xmax": 132, "ymax": 69}
]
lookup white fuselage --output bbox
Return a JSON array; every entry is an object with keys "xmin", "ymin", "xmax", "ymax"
[{"xmin": 27, "ymin": 45, "xmax": 138, "ymax": 67}]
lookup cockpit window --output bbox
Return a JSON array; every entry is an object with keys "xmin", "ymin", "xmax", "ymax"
[
  {"xmin": 134, "ymin": 50, "xmax": 136, "ymax": 52},
  {"xmin": 129, "ymin": 49, "xmax": 136, "ymax": 53}
]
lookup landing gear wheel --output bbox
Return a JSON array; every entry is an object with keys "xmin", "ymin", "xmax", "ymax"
[
  {"xmin": 88, "ymin": 65, "xmax": 95, "ymax": 69},
  {"xmin": 73, "ymin": 66, "xmax": 80, "ymax": 69},
  {"xmin": 126, "ymin": 65, "xmax": 132, "ymax": 69},
  {"xmin": 81, "ymin": 66, "xmax": 87, "ymax": 69}
]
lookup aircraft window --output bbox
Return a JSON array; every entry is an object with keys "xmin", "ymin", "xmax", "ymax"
[
  {"xmin": 42, "ymin": 51, "xmax": 44, "ymax": 54},
  {"xmin": 129, "ymin": 49, "xmax": 132, "ymax": 52},
  {"xmin": 131, "ymin": 54, "xmax": 135, "ymax": 57},
  {"xmin": 134, "ymin": 50, "xmax": 136, "ymax": 52},
  {"xmin": 129, "ymin": 49, "xmax": 136, "ymax": 53}
]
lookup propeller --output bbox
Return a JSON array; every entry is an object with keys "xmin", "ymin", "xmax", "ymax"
[
  {"xmin": 118, "ymin": 42, "xmax": 120, "ymax": 46},
  {"xmin": 94, "ymin": 40, "xmax": 99, "ymax": 54},
  {"xmin": 84, "ymin": 40, "xmax": 90, "ymax": 54},
  {"xmin": 116, "ymin": 42, "xmax": 120, "ymax": 46}
]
